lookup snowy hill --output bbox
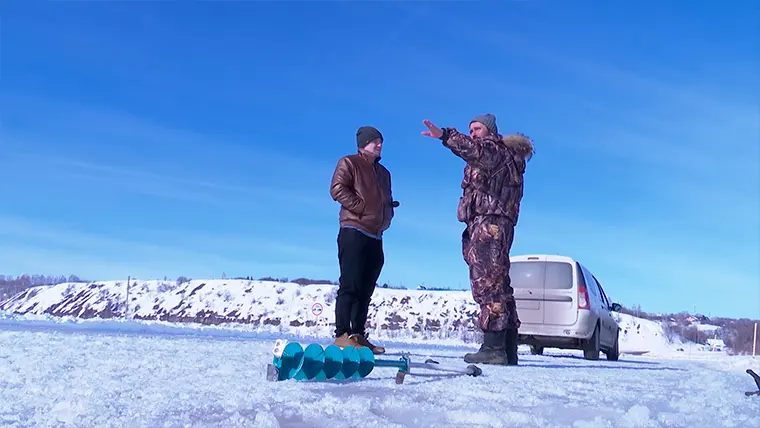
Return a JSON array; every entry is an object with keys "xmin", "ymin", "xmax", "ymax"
[
  {"xmin": 0, "ymin": 278, "xmax": 693, "ymax": 355},
  {"xmin": 612, "ymin": 312, "xmax": 689, "ymax": 355},
  {"xmin": 0, "ymin": 279, "xmax": 480, "ymax": 342}
]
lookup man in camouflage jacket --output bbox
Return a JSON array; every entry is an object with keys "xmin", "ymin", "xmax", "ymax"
[{"xmin": 422, "ymin": 114, "xmax": 534, "ymax": 365}]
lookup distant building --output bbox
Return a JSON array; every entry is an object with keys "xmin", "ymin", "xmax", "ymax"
[{"xmin": 706, "ymin": 338, "xmax": 725, "ymax": 352}]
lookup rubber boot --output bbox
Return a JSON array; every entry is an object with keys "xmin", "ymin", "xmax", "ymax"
[
  {"xmin": 464, "ymin": 330, "xmax": 507, "ymax": 365},
  {"xmin": 505, "ymin": 328, "xmax": 519, "ymax": 366}
]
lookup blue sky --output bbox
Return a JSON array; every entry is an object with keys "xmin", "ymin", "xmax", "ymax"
[{"xmin": 1, "ymin": 1, "xmax": 758, "ymax": 319}]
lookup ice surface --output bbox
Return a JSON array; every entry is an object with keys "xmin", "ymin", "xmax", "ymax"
[{"xmin": 1, "ymin": 320, "xmax": 758, "ymax": 428}]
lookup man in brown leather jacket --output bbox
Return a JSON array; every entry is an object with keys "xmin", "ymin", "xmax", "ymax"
[
  {"xmin": 329, "ymin": 125, "xmax": 398, "ymax": 354},
  {"xmin": 422, "ymin": 114, "xmax": 534, "ymax": 365}
]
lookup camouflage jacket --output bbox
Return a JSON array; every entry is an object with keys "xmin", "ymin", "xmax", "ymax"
[{"xmin": 440, "ymin": 128, "xmax": 534, "ymax": 225}]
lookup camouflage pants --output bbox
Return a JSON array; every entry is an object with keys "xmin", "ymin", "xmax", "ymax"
[{"xmin": 462, "ymin": 215, "xmax": 521, "ymax": 332}]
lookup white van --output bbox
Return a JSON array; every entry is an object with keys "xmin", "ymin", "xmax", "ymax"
[{"xmin": 509, "ymin": 254, "xmax": 622, "ymax": 360}]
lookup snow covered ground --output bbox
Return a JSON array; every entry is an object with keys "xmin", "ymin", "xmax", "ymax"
[{"xmin": 1, "ymin": 318, "xmax": 758, "ymax": 428}]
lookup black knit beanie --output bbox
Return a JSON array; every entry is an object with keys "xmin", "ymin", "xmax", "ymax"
[
  {"xmin": 470, "ymin": 114, "xmax": 498, "ymax": 136},
  {"xmin": 356, "ymin": 126, "xmax": 383, "ymax": 148}
]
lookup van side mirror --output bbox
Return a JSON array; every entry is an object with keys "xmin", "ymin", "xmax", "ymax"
[{"xmin": 611, "ymin": 303, "xmax": 622, "ymax": 312}]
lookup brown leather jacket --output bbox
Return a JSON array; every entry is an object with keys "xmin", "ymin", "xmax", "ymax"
[
  {"xmin": 329, "ymin": 150, "xmax": 396, "ymax": 236},
  {"xmin": 441, "ymin": 128, "xmax": 534, "ymax": 225}
]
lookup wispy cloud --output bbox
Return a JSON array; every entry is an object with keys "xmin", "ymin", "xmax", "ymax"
[
  {"xmin": 125, "ymin": 227, "xmax": 336, "ymax": 264},
  {"xmin": 0, "ymin": 216, "xmax": 335, "ymax": 280},
  {"xmin": 1, "ymin": 93, "xmax": 336, "ymax": 175},
  {"xmin": 5, "ymin": 151, "xmax": 329, "ymax": 209},
  {"xmin": 0, "ymin": 244, "xmax": 333, "ymax": 284},
  {"xmin": 0, "ymin": 245, "xmax": 159, "ymax": 281}
]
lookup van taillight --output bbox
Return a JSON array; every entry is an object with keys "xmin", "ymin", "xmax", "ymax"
[{"xmin": 578, "ymin": 284, "xmax": 590, "ymax": 310}]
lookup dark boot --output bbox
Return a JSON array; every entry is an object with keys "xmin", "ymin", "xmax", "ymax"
[
  {"xmin": 464, "ymin": 330, "xmax": 507, "ymax": 365},
  {"xmin": 505, "ymin": 328, "xmax": 518, "ymax": 365}
]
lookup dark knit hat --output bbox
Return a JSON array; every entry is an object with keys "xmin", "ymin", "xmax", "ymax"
[
  {"xmin": 470, "ymin": 114, "xmax": 498, "ymax": 136},
  {"xmin": 356, "ymin": 126, "xmax": 383, "ymax": 148}
]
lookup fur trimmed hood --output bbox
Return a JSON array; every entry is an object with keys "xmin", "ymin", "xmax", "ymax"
[{"xmin": 501, "ymin": 133, "xmax": 534, "ymax": 161}]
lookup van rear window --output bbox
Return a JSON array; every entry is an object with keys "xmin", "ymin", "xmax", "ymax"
[{"xmin": 509, "ymin": 261, "xmax": 573, "ymax": 289}]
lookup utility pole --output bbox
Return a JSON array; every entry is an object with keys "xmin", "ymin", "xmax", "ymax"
[
  {"xmin": 688, "ymin": 305, "xmax": 695, "ymax": 360},
  {"xmin": 125, "ymin": 275, "xmax": 131, "ymax": 318},
  {"xmin": 694, "ymin": 305, "xmax": 698, "ymax": 347}
]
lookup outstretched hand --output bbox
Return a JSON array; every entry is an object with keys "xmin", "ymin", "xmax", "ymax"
[{"xmin": 421, "ymin": 120, "xmax": 443, "ymax": 139}]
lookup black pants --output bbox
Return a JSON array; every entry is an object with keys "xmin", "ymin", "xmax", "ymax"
[{"xmin": 334, "ymin": 227, "xmax": 384, "ymax": 337}]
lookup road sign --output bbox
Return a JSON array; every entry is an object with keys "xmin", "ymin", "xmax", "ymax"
[{"xmin": 311, "ymin": 302, "xmax": 324, "ymax": 317}]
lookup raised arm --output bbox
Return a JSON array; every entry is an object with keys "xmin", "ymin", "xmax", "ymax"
[
  {"xmin": 440, "ymin": 127, "xmax": 510, "ymax": 170},
  {"xmin": 330, "ymin": 156, "xmax": 365, "ymax": 214}
]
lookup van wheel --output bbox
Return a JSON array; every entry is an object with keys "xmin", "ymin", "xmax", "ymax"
[
  {"xmin": 583, "ymin": 324, "xmax": 600, "ymax": 360},
  {"xmin": 530, "ymin": 345, "xmax": 544, "ymax": 355},
  {"xmin": 605, "ymin": 331, "xmax": 620, "ymax": 361}
]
